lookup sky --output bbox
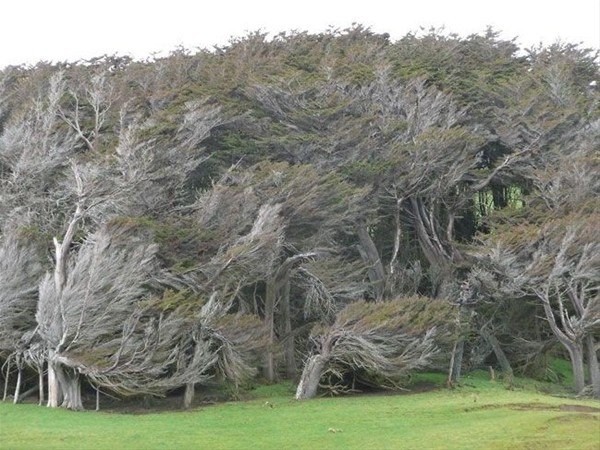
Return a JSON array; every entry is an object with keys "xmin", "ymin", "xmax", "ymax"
[{"xmin": 1, "ymin": 0, "xmax": 598, "ymax": 68}]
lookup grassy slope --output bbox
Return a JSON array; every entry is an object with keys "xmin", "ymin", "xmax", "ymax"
[{"xmin": 1, "ymin": 372, "xmax": 598, "ymax": 450}]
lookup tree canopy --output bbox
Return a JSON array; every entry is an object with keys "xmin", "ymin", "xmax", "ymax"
[{"xmin": 0, "ymin": 26, "xmax": 598, "ymax": 408}]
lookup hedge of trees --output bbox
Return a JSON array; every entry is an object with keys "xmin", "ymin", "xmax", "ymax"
[{"xmin": 0, "ymin": 26, "xmax": 598, "ymax": 409}]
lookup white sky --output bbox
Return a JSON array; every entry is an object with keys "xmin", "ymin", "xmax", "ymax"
[{"xmin": 1, "ymin": 0, "xmax": 598, "ymax": 68}]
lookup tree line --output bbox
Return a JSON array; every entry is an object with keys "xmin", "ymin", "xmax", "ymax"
[{"xmin": 0, "ymin": 26, "xmax": 598, "ymax": 410}]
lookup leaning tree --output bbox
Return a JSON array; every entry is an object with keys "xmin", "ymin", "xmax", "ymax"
[
  {"xmin": 295, "ymin": 296, "xmax": 455, "ymax": 399},
  {"xmin": 0, "ymin": 227, "xmax": 44, "ymax": 403}
]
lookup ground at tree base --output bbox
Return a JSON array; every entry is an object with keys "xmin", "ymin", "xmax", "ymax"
[{"xmin": 1, "ymin": 371, "xmax": 598, "ymax": 449}]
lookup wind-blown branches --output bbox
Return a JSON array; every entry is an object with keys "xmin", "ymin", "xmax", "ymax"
[
  {"xmin": 296, "ymin": 297, "xmax": 454, "ymax": 399},
  {"xmin": 0, "ymin": 228, "xmax": 43, "ymax": 355}
]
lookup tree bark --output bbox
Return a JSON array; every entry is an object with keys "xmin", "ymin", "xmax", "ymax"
[
  {"xmin": 183, "ymin": 382, "xmax": 195, "ymax": 409},
  {"xmin": 38, "ymin": 364, "xmax": 45, "ymax": 406},
  {"xmin": 447, "ymin": 338, "xmax": 464, "ymax": 386},
  {"xmin": 52, "ymin": 362, "xmax": 82, "ymax": 410},
  {"xmin": 2, "ymin": 356, "xmax": 11, "ymax": 401},
  {"xmin": 389, "ymin": 197, "xmax": 404, "ymax": 275},
  {"xmin": 13, "ymin": 357, "xmax": 22, "ymax": 405},
  {"xmin": 586, "ymin": 335, "xmax": 600, "ymax": 398},
  {"xmin": 263, "ymin": 279, "xmax": 276, "ymax": 382},
  {"xmin": 539, "ymin": 296, "xmax": 586, "ymax": 395},
  {"xmin": 567, "ymin": 344, "xmax": 585, "ymax": 394},
  {"xmin": 447, "ymin": 304, "xmax": 467, "ymax": 387},
  {"xmin": 17, "ymin": 386, "xmax": 39, "ymax": 403},
  {"xmin": 410, "ymin": 198, "xmax": 453, "ymax": 274},
  {"xmin": 281, "ymin": 278, "xmax": 297, "ymax": 379},
  {"xmin": 356, "ymin": 224, "xmax": 385, "ymax": 301},
  {"xmin": 47, "ymin": 354, "xmax": 62, "ymax": 408},
  {"xmin": 295, "ymin": 355, "xmax": 327, "ymax": 400},
  {"xmin": 480, "ymin": 328, "xmax": 513, "ymax": 383},
  {"xmin": 61, "ymin": 371, "xmax": 83, "ymax": 410}
]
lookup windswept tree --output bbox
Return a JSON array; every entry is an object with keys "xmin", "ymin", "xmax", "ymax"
[
  {"xmin": 37, "ymin": 224, "xmax": 162, "ymax": 410},
  {"xmin": 476, "ymin": 113, "xmax": 600, "ymax": 396},
  {"xmin": 0, "ymin": 226, "xmax": 44, "ymax": 403},
  {"xmin": 0, "ymin": 63, "xmax": 226, "ymax": 409},
  {"xmin": 197, "ymin": 161, "xmax": 370, "ymax": 381},
  {"xmin": 1, "ymin": 28, "xmax": 598, "ymax": 410},
  {"xmin": 148, "ymin": 291, "xmax": 268, "ymax": 409},
  {"xmin": 36, "ymin": 190, "xmax": 277, "ymax": 410},
  {"xmin": 295, "ymin": 296, "xmax": 454, "ymax": 399}
]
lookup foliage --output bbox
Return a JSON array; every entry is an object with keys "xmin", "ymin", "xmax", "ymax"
[{"xmin": 0, "ymin": 26, "xmax": 598, "ymax": 407}]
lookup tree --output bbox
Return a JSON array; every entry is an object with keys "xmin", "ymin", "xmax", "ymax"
[
  {"xmin": 0, "ymin": 227, "xmax": 44, "ymax": 403},
  {"xmin": 295, "ymin": 296, "xmax": 453, "ymax": 399},
  {"xmin": 37, "ymin": 224, "xmax": 162, "ymax": 410},
  {"xmin": 477, "ymin": 119, "xmax": 600, "ymax": 396},
  {"xmin": 191, "ymin": 161, "xmax": 369, "ymax": 381},
  {"xmin": 150, "ymin": 291, "xmax": 268, "ymax": 409},
  {"xmin": 1, "ymin": 28, "xmax": 598, "ymax": 409}
]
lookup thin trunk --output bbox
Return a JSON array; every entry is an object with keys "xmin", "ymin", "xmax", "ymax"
[
  {"xmin": 447, "ymin": 338, "xmax": 464, "ymax": 386},
  {"xmin": 389, "ymin": 198, "xmax": 404, "ymax": 274},
  {"xmin": 586, "ymin": 335, "xmax": 600, "ymax": 398},
  {"xmin": 53, "ymin": 204, "xmax": 82, "ymax": 293},
  {"xmin": 568, "ymin": 344, "xmax": 585, "ymax": 394},
  {"xmin": 96, "ymin": 387, "xmax": 100, "ymax": 411},
  {"xmin": 38, "ymin": 364, "xmax": 45, "ymax": 406},
  {"xmin": 281, "ymin": 278, "xmax": 297, "ymax": 379},
  {"xmin": 480, "ymin": 328, "xmax": 513, "ymax": 383},
  {"xmin": 263, "ymin": 279, "xmax": 276, "ymax": 382},
  {"xmin": 47, "ymin": 357, "xmax": 62, "ymax": 408},
  {"xmin": 183, "ymin": 382, "xmax": 195, "ymax": 409},
  {"xmin": 295, "ymin": 355, "xmax": 327, "ymax": 400},
  {"xmin": 17, "ymin": 386, "xmax": 39, "ymax": 403},
  {"xmin": 356, "ymin": 224, "xmax": 385, "ymax": 301},
  {"xmin": 539, "ymin": 296, "xmax": 586, "ymax": 394},
  {"xmin": 410, "ymin": 198, "xmax": 452, "ymax": 271},
  {"xmin": 2, "ymin": 356, "xmax": 10, "ymax": 401},
  {"xmin": 13, "ymin": 363, "xmax": 22, "ymax": 405}
]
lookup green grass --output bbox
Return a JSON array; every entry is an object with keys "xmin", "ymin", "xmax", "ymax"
[{"xmin": 1, "ymin": 372, "xmax": 599, "ymax": 450}]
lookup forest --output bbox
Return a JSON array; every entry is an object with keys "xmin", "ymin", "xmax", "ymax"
[{"xmin": 0, "ymin": 26, "xmax": 598, "ymax": 412}]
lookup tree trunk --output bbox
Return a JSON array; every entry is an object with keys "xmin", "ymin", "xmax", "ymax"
[
  {"xmin": 183, "ymin": 382, "xmax": 195, "ymax": 409},
  {"xmin": 281, "ymin": 278, "xmax": 297, "ymax": 379},
  {"xmin": 447, "ymin": 303, "xmax": 466, "ymax": 387},
  {"xmin": 53, "ymin": 363, "xmax": 82, "ymax": 410},
  {"xmin": 356, "ymin": 224, "xmax": 385, "ymax": 301},
  {"xmin": 2, "ymin": 356, "xmax": 11, "ymax": 401},
  {"xmin": 447, "ymin": 338, "xmax": 464, "ymax": 386},
  {"xmin": 480, "ymin": 328, "xmax": 513, "ymax": 383},
  {"xmin": 263, "ymin": 279, "xmax": 276, "ymax": 382},
  {"xmin": 38, "ymin": 364, "xmax": 45, "ymax": 406},
  {"xmin": 586, "ymin": 335, "xmax": 600, "ymax": 398},
  {"xmin": 47, "ymin": 356, "xmax": 62, "ymax": 408},
  {"xmin": 61, "ymin": 371, "xmax": 83, "ymax": 411},
  {"xmin": 13, "ymin": 360, "xmax": 22, "ymax": 405},
  {"xmin": 567, "ymin": 344, "xmax": 585, "ymax": 394},
  {"xmin": 295, "ymin": 355, "xmax": 327, "ymax": 400},
  {"xmin": 17, "ymin": 386, "xmax": 39, "ymax": 403}
]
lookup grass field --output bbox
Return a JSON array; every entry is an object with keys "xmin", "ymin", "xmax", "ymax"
[{"xmin": 1, "ymin": 371, "xmax": 599, "ymax": 450}]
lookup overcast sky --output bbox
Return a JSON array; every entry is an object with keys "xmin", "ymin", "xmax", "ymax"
[{"xmin": 1, "ymin": 0, "xmax": 598, "ymax": 68}]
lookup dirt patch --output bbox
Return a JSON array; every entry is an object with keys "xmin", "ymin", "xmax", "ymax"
[
  {"xmin": 558, "ymin": 404, "xmax": 600, "ymax": 413},
  {"xmin": 330, "ymin": 381, "xmax": 440, "ymax": 398},
  {"xmin": 548, "ymin": 413, "xmax": 600, "ymax": 423},
  {"xmin": 466, "ymin": 402, "xmax": 600, "ymax": 413}
]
